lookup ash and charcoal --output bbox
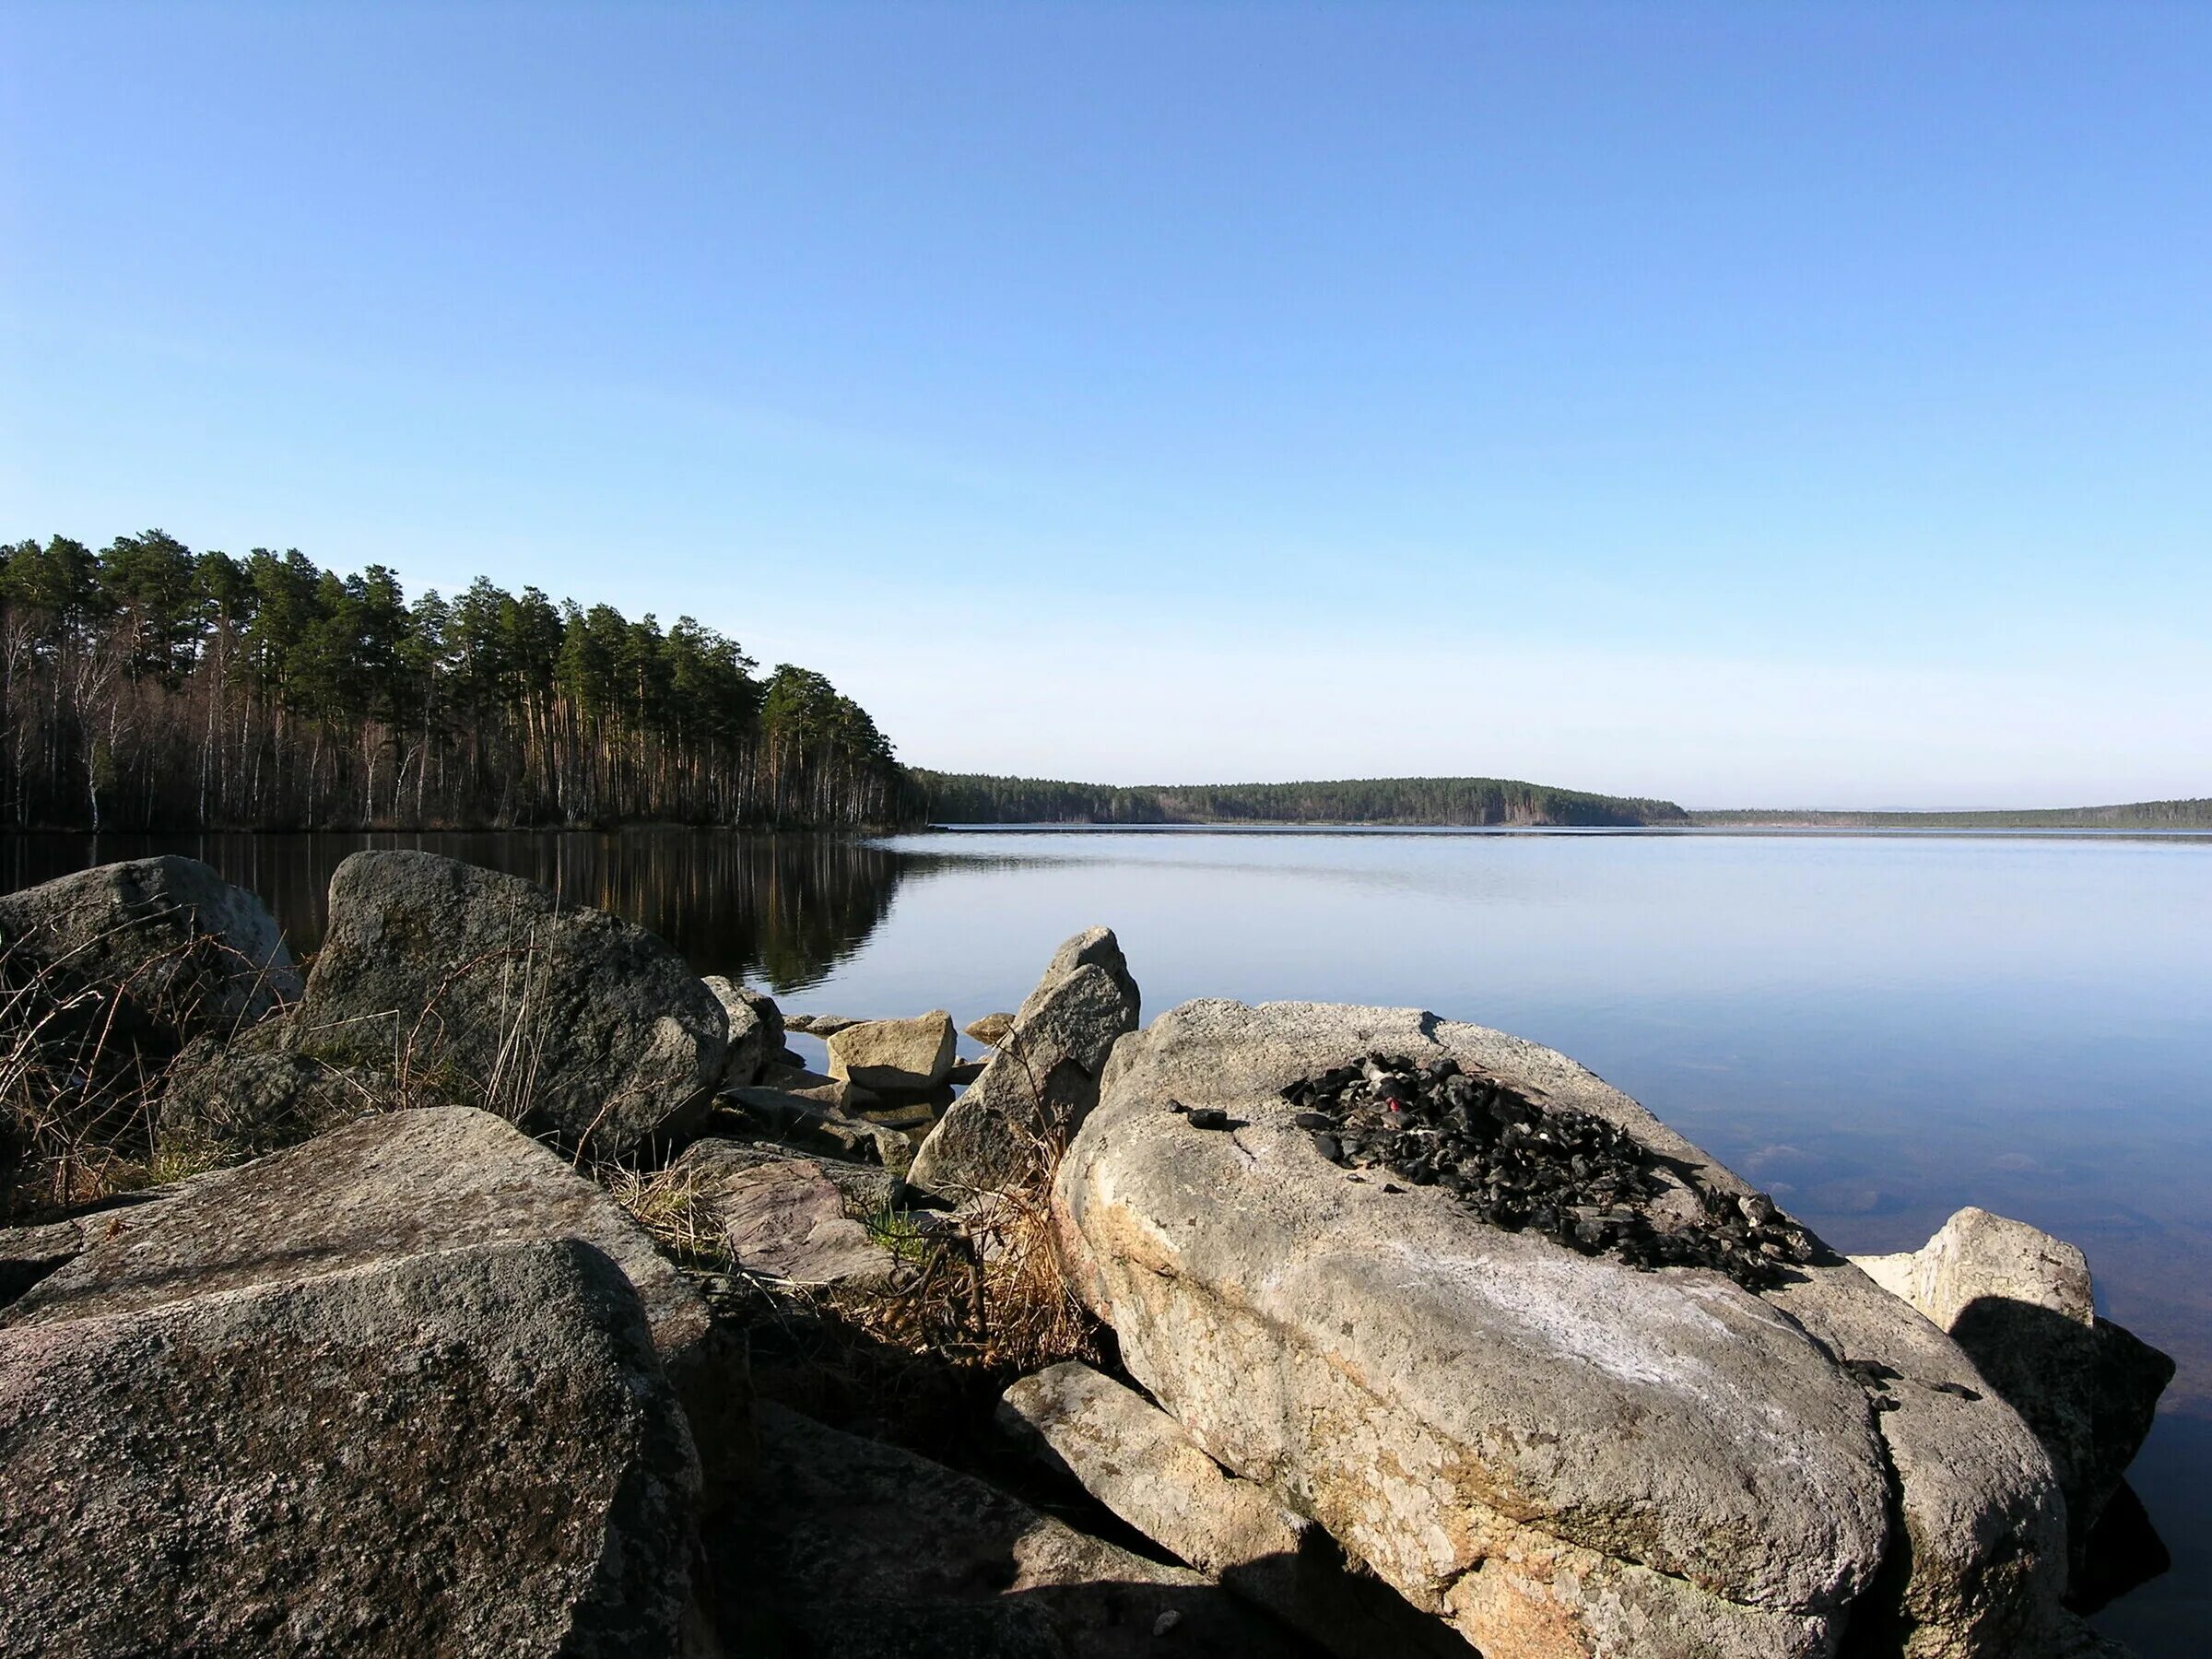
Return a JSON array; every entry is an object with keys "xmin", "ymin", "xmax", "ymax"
[{"xmin": 1275, "ymin": 1053, "xmax": 1818, "ymax": 1292}]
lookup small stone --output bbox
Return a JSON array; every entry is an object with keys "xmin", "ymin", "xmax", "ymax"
[
  {"xmin": 1153, "ymin": 1609, "xmax": 1182, "ymax": 1637},
  {"xmin": 962, "ymin": 1011, "xmax": 1017, "ymax": 1047},
  {"xmin": 1184, "ymin": 1107, "xmax": 1230, "ymax": 1131}
]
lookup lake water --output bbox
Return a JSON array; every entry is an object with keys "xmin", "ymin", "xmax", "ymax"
[{"xmin": 6, "ymin": 825, "xmax": 2207, "ymax": 1652}]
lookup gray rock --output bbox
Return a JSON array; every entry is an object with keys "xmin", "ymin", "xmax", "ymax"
[
  {"xmin": 5, "ymin": 1106, "xmax": 739, "ymax": 1487},
  {"xmin": 0, "ymin": 855, "xmax": 300, "ymax": 1041},
  {"xmin": 156, "ymin": 1014, "xmax": 397, "ymax": 1167},
  {"xmin": 706, "ymin": 1403, "xmax": 1308, "ymax": 1658},
  {"xmin": 1855, "ymin": 1207, "xmax": 2094, "ymax": 1328},
  {"xmin": 855, "ymin": 1098, "xmax": 942, "ymax": 1131},
  {"xmin": 754, "ymin": 1060, "xmax": 878, "ymax": 1113},
  {"xmin": 1056, "ymin": 999, "xmax": 2069, "ymax": 1659},
  {"xmin": 1019, "ymin": 924, "xmax": 1140, "ymax": 1026},
  {"xmin": 1001, "ymin": 1361, "xmax": 1422, "ymax": 1657},
  {"xmin": 702, "ymin": 975, "xmax": 782, "ymax": 1088},
  {"xmin": 964, "ymin": 1011, "xmax": 1017, "ymax": 1047},
  {"xmin": 0, "ymin": 1236, "xmax": 702, "ymax": 1658},
  {"xmin": 1002, "ymin": 1360, "xmax": 1308, "ymax": 1577},
  {"xmin": 298, "ymin": 851, "xmax": 725, "ymax": 1159},
  {"xmin": 909, "ymin": 928, "xmax": 1140, "ymax": 1198},
  {"xmin": 828, "ymin": 1009, "xmax": 957, "ymax": 1094},
  {"xmin": 786, "ymin": 1011, "xmax": 867, "ymax": 1037},
  {"xmin": 1854, "ymin": 1208, "xmax": 2174, "ymax": 1585},
  {"xmin": 0, "ymin": 1217, "xmax": 97, "ymax": 1308},
  {"xmin": 723, "ymin": 1088, "xmax": 912, "ymax": 1172},
  {"xmin": 672, "ymin": 1135, "xmax": 901, "ymax": 1221},
  {"xmin": 698, "ymin": 1157, "xmax": 898, "ymax": 1288}
]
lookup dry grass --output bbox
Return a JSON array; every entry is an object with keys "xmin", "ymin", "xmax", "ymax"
[
  {"xmin": 0, "ymin": 919, "xmax": 291, "ymax": 1216},
  {"xmin": 830, "ymin": 1135, "xmax": 1102, "ymax": 1381},
  {"xmin": 605, "ymin": 1160, "xmax": 730, "ymax": 1267}
]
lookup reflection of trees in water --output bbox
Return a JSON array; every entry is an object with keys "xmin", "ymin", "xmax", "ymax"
[{"xmin": 0, "ymin": 831, "xmax": 914, "ymax": 992}]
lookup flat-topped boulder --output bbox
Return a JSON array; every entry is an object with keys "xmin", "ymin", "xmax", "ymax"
[
  {"xmin": 295, "ymin": 852, "xmax": 725, "ymax": 1159},
  {"xmin": 1055, "ymin": 999, "xmax": 2070, "ymax": 1658},
  {"xmin": 827, "ymin": 1009, "xmax": 957, "ymax": 1094},
  {"xmin": 0, "ymin": 855, "xmax": 300, "ymax": 1041},
  {"xmin": 0, "ymin": 1237, "xmax": 701, "ymax": 1657}
]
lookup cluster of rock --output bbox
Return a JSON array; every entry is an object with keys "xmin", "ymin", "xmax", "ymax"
[{"xmin": 0, "ymin": 853, "xmax": 2175, "ymax": 1657}]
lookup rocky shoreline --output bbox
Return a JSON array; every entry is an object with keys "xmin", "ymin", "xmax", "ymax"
[{"xmin": 0, "ymin": 853, "xmax": 2173, "ymax": 1656}]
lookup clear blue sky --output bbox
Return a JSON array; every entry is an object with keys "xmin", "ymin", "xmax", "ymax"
[{"xmin": 4, "ymin": 2, "xmax": 2206, "ymax": 807}]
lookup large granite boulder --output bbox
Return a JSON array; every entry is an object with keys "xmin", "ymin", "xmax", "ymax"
[
  {"xmin": 0, "ymin": 855, "xmax": 300, "ymax": 1041},
  {"xmin": 909, "ymin": 927, "xmax": 1140, "ymax": 1197},
  {"xmin": 1055, "ymin": 1000, "xmax": 2070, "ymax": 1658},
  {"xmin": 1855, "ymin": 1207, "xmax": 2174, "ymax": 1584},
  {"xmin": 0, "ymin": 1236, "xmax": 702, "ymax": 1657},
  {"xmin": 6, "ymin": 1106, "xmax": 741, "ymax": 1484},
  {"xmin": 297, "ymin": 852, "xmax": 725, "ymax": 1159},
  {"xmin": 703, "ymin": 974, "xmax": 782, "ymax": 1088},
  {"xmin": 707, "ymin": 1402, "xmax": 1309, "ymax": 1657},
  {"xmin": 827, "ymin": 1009, "xmax": 957, "ymax": 1094}
]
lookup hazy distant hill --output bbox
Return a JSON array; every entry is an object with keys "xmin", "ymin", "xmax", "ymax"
[
  {"xmin": 911, "ymin": 772, "xmax": 1689, "ymax": 828},
  {"xmin": 1687, "ymin": 798, "xmax": 2212, "ymax": 830}
]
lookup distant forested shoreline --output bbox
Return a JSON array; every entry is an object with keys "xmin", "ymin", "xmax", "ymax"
[
  {"xmin": 8, "ymin": 531, "xmax": 2199, "ymax": 840},
  {"xmin": 1686, "ymin": 800, "xmax": 2212, "ymax": 830},
  {"xmin": 911, "ymin": 771, "xmax": 1691, "ymax": 827},
  {"xmin": 1, "ymin": 531, "xmax": 910, "ymax": 831},
  {"xmin": 912, "ymin": 773, "xmax": 2212, "ymax": 831}
]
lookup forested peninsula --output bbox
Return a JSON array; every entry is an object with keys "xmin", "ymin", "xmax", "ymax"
[{"xmin": 0, "ymin": 531, "xmax": 907, "ymax": 831}]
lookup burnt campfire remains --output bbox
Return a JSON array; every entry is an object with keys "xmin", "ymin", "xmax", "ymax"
[{"xmin": 1272, "ymin": 1053, "xmax": 1817, "ymax": 1291}]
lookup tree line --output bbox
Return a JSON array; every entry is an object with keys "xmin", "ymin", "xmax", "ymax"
[
  {"xmin": 1688, "ymin": 799, "xmax": 2212, "ymax": 830},
  {"xmin": 0, "ymin": 531, "xmax": 913, "ymax": 831},
  {"xmin": 912, "ymin": 771, "xmax": 1689, "ymax": 827}
]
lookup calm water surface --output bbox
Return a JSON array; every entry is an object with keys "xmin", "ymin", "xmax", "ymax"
[{"xmin": 6, "ymin": 825, "xmax": 2207, "ymax": 1652}]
